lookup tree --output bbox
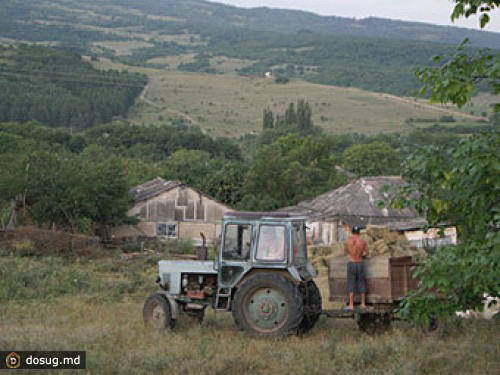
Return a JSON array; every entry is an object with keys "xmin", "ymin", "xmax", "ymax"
[
  {"xmin": 241, "ymin": 134, "xmax": 347, "ymax": 210},
  {"xmin": 418, "ymin": 1, "xmax": 499, "ymax": 112},
  {"xmin": 262, "ymin": 108, "xmax": 274, "ymax": 130},
  {"xmin": 396, "ymin": 133, "xmax": 499, "ymax": 324},
  {"xmin": 162, "ymin": 150, "xmax": 246, "ymax": 205},
  {"xmin": 284, "ymin": 103, "xmax": 297, "ymax": 126},
  {"xmin": 296, "ymin": 99, "xmax": 313, "ymax": 130},
  {"xmin": 397, "ymin": 2, "xmax": 500, "ymax": 324},
  {"xmin": 0, "ymin": 143, "xmax": 131, "ymax": 235},
  {"xmin": 342, "ymin": 141, "xmax": 402, "ymax": 177}
]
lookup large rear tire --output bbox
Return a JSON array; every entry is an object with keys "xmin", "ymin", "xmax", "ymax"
[
  {"xmin": 143, "ymin": 293, "xmax": 176, "ymax": 330},
  {"xmin": 232, "ymin": 273, "xmax": 304, "ymax": 338},
  {"xmin": 299, "ymin": 280, "xmax": 322, "ymax": 333}
]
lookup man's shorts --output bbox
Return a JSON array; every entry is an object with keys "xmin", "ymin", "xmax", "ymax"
[{"xmin": 347, "ymin": 262, "xmax": 366, "ymax": 294}]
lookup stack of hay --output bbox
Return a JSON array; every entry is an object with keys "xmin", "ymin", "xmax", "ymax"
[
  {"xmin": 308, "ymin": 244, "xmax": 344, "ymax": 309},
  {"xmin": 307, "ymin": 226, "xmax": 426, "ymax": 307},
  {"xmin": 361, "ymin": 225, "xmax": 427, "ymax": 258}
]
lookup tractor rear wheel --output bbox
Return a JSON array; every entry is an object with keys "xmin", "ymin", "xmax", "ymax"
[
  {"xmin": 143, "ymin": 293, "xmax": 176, "ymax": 330},
  {"xmin": 232, "ymin": 273, "xmax": 304, "ymax": 338},
  {"xmin": 299, "ymin": 280, "xmax": 322, "ymax": 333}
]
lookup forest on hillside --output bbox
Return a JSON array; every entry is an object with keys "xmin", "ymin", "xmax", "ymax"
[
  {"xmin": 1, "ymin": 0, "xmax": 499, "ymax": 96},
  {"xmin": 0, "ymin": 45, "xmax": 147, "ymax": 129}
]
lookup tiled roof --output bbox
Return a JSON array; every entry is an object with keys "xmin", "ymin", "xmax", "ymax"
[
  {"xmin": 282, "ymin": 176, "xmax": 428, "ymax": 230},
  {"xmin": 129, "ymin": 177, "xmax": 182, "ymax": 203}
]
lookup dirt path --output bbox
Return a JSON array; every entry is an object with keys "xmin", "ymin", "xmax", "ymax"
[
  {"xmin": 309, "ymin": 80, "xmax": 488, "ymax": 122},
  {"xmin": 138, "ymin": 82, "xmax": 200, "ymax": 126},
  {"xmin": 377, "ymin": 93, "xmax": 488, "ymax": 121}
]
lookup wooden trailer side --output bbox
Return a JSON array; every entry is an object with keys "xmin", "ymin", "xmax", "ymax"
[{"xmin": 328, "ymin": 256, "xmax": 418, "ymax": 304}]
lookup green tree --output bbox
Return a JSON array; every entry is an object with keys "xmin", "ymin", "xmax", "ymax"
[
  {"xmin": 396, "ymin": 134, "xmax": 499, "ymax": 323},
  {"xmin": 418, "ymin": 1, "xmax": 499, "ymax": 112},
  {"xmin": 296, "ymin": 99, "xmax": 313, "ymax": 130},
  {"xmin": 241, "ymin": 134, "xmax": 347, "ymax": 210},
  {"xmin": 262, "ymin": 108, "xmax": 274, "ymax": 130},
  {"xmin": 284, "ymin": 102, "xmax": 297, "ymax": 126},
  {"xmin": 342, "ymin": 141, "xmax": 402, "ymax": 176},
  {"xmin": 162, "ymin": 149, "xmax": 212, "ymax": 187},
  {"xmin": 162, "ymin": 149, "xmax": 246, "ymax": 205},
  {"xmin": 397, "ymin": 2, "xmax": 500, "ymax": 324},
  {"xmin": 0, "ymin": 146, "xmax": 131, "ymax": 235}
]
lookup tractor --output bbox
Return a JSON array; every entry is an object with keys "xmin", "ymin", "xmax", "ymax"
[{"xmin": 143, "ymin": 211, "xmax": 322, "ymax": 337}]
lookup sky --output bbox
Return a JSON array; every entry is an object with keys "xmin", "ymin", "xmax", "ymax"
[{"xmin": 209, "ymin": 0, "xmax": 500, "ymax": 33}]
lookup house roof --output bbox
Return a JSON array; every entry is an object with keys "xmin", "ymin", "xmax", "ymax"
[
  {"xmin": 281, "ymin": 176, "xmax": 427, "ymax": 230},
  {"xmin": 129, "ymin": 177, "xmax": 183, "ymax": 203},
  {"xmin": 130, "ymin": 177, "xmax": 232, "ymax": 209}
]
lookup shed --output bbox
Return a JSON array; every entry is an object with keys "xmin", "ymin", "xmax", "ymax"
[{"xmin": 112, "ymin": 177, "xmax": 232, "ymax": 244}]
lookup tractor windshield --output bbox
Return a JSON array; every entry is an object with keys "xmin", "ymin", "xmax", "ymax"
[{"xmin": 292, "ymin": 223, "xmax": 307, "ymax": 264}]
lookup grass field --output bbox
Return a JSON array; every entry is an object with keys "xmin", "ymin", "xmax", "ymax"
[
  {"xmin": 92, "ymin": 58, "xmax": 483, "ymax": 137},
  {"xmin": 1, "ymin": 253, "xmax": 498, "ymax": 374}
]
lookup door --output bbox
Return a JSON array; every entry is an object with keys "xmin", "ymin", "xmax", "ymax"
[{"xmin": 219, "ymin": 222, "xmax": 253, "ymax": 288}]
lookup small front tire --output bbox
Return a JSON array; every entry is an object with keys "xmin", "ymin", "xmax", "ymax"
[{"xmin": 143, "ymin": 293, "xmax": 176, "ymax": 330}]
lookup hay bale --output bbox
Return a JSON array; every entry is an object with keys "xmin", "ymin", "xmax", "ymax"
[
  {"xmin": 372, "ymin": 239, "xmax": 390, "ymax": 255},
  {"xmin": 360, "ymin": 234, "xmax": 374, "ymax": 247},
  {"xmin": 366, "ymin": 225, "xmax": 390, "ymax": 240},
  {"xmin": 385, "ymin": 231, "xmax": 399, "ymax": 245},
  {"xmin": 316, "ymin": 276, "xmax": 336, "ymax": 309}
]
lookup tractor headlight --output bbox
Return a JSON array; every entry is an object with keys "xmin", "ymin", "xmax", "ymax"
[{"xmin": 161, "ymin": 273, "xmax": 170, "ymax": 290}]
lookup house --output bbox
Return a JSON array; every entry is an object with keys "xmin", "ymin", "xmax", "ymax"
[
  {"xmin": 112, "ymin": 178, "xmax": 231, "ymax": 244},
  {"xmin": 281, "ymin": 176, "xmax": 456, "ymax": 248}
]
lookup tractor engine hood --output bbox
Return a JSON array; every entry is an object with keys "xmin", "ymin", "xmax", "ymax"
[{"xmin": 158, "ymin": 260, "xmax": 217, "ymax": 294}]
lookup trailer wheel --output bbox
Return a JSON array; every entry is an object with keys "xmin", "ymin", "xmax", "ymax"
[
  {"xmin": 299, "ymin": 280, "xmax": 322, "ymax": 333},
  {"xmin": 232, "ymin": 273, "xmax": 304, "ymax": 338},
  {"xmin": 357, "ymin": 312, "xmax": 391, "ymax": 335},
  {"xmin": 143, "ymin": 293, "xmax": 176, "ymax": 330}
]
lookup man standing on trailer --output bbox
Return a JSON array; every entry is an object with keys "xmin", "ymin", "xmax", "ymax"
[{"xmin": 344, "ymin": 225, "xmax": 369, "ymax": 310}]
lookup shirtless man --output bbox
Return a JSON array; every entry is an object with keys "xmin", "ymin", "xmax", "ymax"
[{"xmin": 344, "ymin": 226, "xmax": 369, "ymax": 310}]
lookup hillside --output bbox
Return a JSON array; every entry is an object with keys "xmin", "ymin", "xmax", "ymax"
[
  {"xmin": 1, "ymin": 0, "xmax": 499, "ymax": 96},
  {"xmin": 92, "ymin": 58, "xmax": 485, "ymax": 137}
]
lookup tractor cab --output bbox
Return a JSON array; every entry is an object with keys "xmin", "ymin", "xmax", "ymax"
[{"xmin": 216, "ymin": 211, "xmax": 313, "ymax": 290}]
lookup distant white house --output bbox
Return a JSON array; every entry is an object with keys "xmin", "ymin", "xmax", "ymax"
[{"xmin": 264, "ymin": 71, "xmax": 273, "ymax": 79}]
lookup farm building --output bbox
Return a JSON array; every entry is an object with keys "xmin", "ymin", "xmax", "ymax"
[
  {"xmin": 112, "ymin": 178, "xmax": 231, "ymax": 244},
  {"xmin": 282, "ymin": 176, "xmax": 456, "ymax": 248}
]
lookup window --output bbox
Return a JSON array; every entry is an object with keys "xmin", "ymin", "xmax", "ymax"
[
  {"xmin": 223, "ymin": 224, "xmax": 252, "ymax": 261},
  {"xmin": 256, "ymin": 225, "xmax": 286, "ymax": 262},
  {"xmin": 292, "ymin": 223, "xmax": 307, "ymax": 264},
  {"xmin": 157, "ymin": 223, "xmax": 177, "ymax": 238}
]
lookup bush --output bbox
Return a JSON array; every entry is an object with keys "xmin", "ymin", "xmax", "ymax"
[{"xmin": 274, "ymin": 76, "xmax": 290, "ymax": 84}]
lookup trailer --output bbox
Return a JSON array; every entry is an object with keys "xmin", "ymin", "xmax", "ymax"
[{"xmin": 323, "ymin": 255, "xmax": 422, "ymax": 333}]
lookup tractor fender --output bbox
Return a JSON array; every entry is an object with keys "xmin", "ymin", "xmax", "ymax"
[
  {"xmin": 235, "ymin": 268, "xmax": 301, "ymax": 289},
  {"xmin": 156, "ymin": 291, "xmax": 180, "ymax": 320}
]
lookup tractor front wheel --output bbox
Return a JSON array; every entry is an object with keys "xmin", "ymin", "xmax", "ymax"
[
  {"xmin": 232, "ymin": 273, "xmax": 304, "ymax": 338},
  {"xmin": 143, "ymin": 293, "xmax": 176, "ymax": 330}
]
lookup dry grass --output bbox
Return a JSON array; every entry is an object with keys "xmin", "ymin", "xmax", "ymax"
[
  {"xmin": 92, "ymin": 41, "xmax": 155, "ymax": 56},
  {"xmin": 209, "ymin": 56, "xmax": 255, "ymax": 73},
  {"xmin": 90, "ymin": 59, "xmax": 480, "ymax": 137},
  {"xmin": 146, "ymin": 54, "xmax": 197, "ymax": 69},
  {"xmin": 1, "ymin": 254, "xmax": 498, "ymax": 374}
]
